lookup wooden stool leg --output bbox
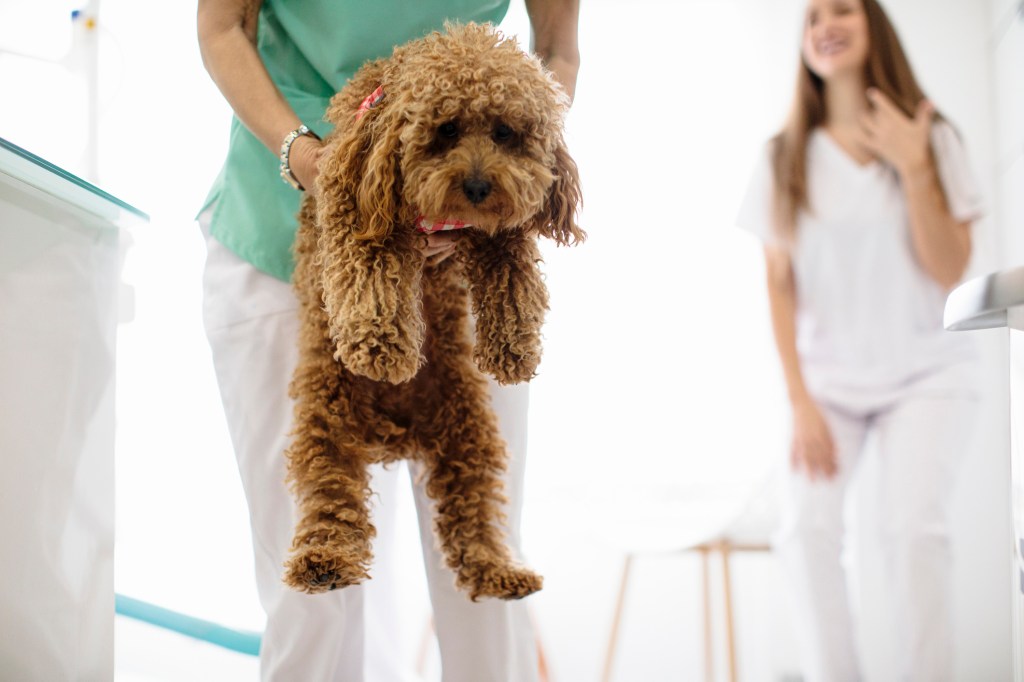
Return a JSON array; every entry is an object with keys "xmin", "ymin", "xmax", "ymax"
[
  {"xmin": 416, "ymin": 615, "xmax": 435, "ymax": 677},
  {"xmin": 529, "ymin": 606, "xmax": 550, "ymax": 682},
  {"xmin": 537, "ymin": 634, "xmax": 550, "ymax": 682},
  {"xmin": 701, "ymin": 546, "xmax": 714, "ymax": 682},
  {"xmin": 720, "ymin": 543, "xmax": 737, "ymax": 682},
  {"xmin": 601, "ymin": 554, "xmax": 634, "ymax": 682}
]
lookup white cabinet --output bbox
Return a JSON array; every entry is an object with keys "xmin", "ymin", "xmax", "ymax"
[
  {"xmin": 0, "ymin": 138, "xmax": 145, "ymax": 680},
  {"xmin": 946, "ymin": 266, "xmax": 1024, "ymax": 680}
]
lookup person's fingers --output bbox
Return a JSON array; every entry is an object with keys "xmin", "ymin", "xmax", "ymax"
[
  {"xmin": 915, "ymin": 99, "xmax": 935, "ymax": 126},
  {"xmin": 795, "ymin": 436, "xmax": 837, "ymax": 481},
  {"xmin": 857, "ymin": 111, "xmax": 879, "ymax": 137},
  {"xmin": 416, "ymin": 231, "xmax": 461, "ymax": 264},
  {"xmin": 867, "ymin": 87, "xmax": 905, "ymax": 120},
  {"xmin": 426, "ymin": 250, "xmax": 456, "ymax": 266},
  {"xmin": 425, "ymin": 232, "xmax": 460, "ymax": 248},
  {"xmin": 818, "ymin": 441, "xmax": 837, "ymax": 479}
]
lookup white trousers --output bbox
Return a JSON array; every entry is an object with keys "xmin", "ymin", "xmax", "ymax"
[
  {"xmin": 775, "ymin": 367, "xmax": 979, "ymax": 682},
  {"xmin": 199, "ymin": 221, "xmax": 538, "ymax": 682}
]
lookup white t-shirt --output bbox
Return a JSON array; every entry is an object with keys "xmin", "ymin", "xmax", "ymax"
[{"xmin": 737, "ymin": 122, "xmax": 983, "ymax": 398}]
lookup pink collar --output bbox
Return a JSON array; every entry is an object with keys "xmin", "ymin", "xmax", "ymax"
[{"xmin": 415, "ymin": 216, "xmax": 472, "ymax": 233}]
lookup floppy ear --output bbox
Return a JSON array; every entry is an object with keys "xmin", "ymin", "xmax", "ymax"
[
  {"xmin": 315, "ymin": 91, "xmax": 402, "ymax": 242},
  {"xmin": 530, "ymin": 139, "xmax": 585, "ymax": 246}
]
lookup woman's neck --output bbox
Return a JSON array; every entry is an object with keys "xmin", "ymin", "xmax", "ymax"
[{"xmin": 823, "ymin": 72, "xmax": 869, "ymax": 130}]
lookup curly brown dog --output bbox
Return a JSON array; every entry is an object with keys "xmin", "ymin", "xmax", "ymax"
[{"xmin": 282, "ymin": 23, "xmax": 583, "ymax": 601}]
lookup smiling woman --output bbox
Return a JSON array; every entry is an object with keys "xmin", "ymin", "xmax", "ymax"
[{"xmin": 738, "ymin": 0, "xmax": 985, "ymax": 679}]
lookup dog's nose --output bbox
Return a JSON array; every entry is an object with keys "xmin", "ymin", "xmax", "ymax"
[{"xmin": 462, "ymin": 178, "xmax": 492, "ymax": 204}]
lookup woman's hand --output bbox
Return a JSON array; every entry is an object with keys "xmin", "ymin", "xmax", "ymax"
[
  {"xmin": 855, "ymin": 89, "xmax": 934, "ymax": 177},
  {"xmin": 417, "ymin": 232, "xmax": 461, "ymax": 266},
  {"xmin": 790, "ymin": 397, "xmax": 837, "ymax": 480},
  {"xmin": 289, "ymin": 134, "xmax": 327, "ymax": 194}
]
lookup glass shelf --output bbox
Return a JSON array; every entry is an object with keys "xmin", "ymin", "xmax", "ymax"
[{"xmin": 0, "ymin": 135, "xmax": 148, "ymax": 229}]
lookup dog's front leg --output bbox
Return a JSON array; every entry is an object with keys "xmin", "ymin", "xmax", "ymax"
[
  {"xmin": 461, "ymin": 231, "xmax": 549, "ymax": 384},
  {"xmin": 321, "ymin": 229, "xmax": 426, "ymax": 384}
]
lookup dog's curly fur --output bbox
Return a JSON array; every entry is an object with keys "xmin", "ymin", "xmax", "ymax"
[{"xmin": 282, "ymin": 23, "xmax": 583, "ymax": 601}]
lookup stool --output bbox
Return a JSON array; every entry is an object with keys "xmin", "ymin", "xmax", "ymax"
[{"xmin": 601, "ymin": 540, "xmax": 771, "ymax": 682}]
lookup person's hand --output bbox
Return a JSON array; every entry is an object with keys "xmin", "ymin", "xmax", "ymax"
[
  {"xmin": 790, "ymin": 397, "xmax": 837, "ymax": 480},
  {"xmin": 289, "ymin": 134, "xmax": 327, "ymax": 194},
  {"xmin": 417, "ymin": 231, "xmax": 461, "ymax": 266},
  {"xmin": 855, "ymin": 89, "xmax": 933, "ymax": 177}
]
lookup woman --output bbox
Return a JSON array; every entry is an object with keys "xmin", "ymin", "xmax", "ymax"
[
  {"xmin": 195, "ymin": 1, "xmax": 579, "ymax": 680},
  {"xmin": 737, "ymin": 0, "xmax": 982, "ymax": 679}
]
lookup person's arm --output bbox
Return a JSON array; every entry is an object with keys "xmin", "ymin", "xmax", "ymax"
[
  {"xmin": 764, "ymin": 245, "xmax": 837, "ymax": 480},
  {"xmin": 857, "ymin": 90, "xmax": 971, "ymax": 289},
  {"xmin": 197, "ymin": 0, "xmax": 322, "ymax": 190},
  {"xmin": 900, "ymin": 158, "xmax": 972, "ymax": 290},
  {"xmin": 524, "ymin": 0, "xmax": 580, "ymax": 102}
]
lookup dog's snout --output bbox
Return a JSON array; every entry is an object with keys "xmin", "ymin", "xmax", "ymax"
[{"xmin": 462, "ymin": 178, "xmax": 492, "ymax": 205}]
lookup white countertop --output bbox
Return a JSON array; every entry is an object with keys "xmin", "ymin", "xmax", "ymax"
[{"xmin": 945, "ymin": 266, "xmax": 1024, "ymax": 331}]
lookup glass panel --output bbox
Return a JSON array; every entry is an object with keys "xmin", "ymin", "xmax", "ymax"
[{"xmin": 0, "ymin": 136, "xmax": 147, "ymax": 226}]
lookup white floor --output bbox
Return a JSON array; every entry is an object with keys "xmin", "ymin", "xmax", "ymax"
[{"xmin": 115, "ymin": 616, "xmax": 260, "ymax": 682}]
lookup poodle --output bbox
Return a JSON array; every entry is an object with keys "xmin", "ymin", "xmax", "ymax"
[{"xmin": 282, "ymin": 22, "xmax": 583, "ymax": 601}]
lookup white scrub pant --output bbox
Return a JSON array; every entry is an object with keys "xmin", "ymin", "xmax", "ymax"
[
  {"xmin": 199, "ymin": 219, "xmax": 539, "ymax": 682},
  {"xmin": 775, "ymin": 366, "xmax": 978, "ymax": 682}
]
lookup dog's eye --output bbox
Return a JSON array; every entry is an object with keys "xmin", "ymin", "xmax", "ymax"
[
  {"xmin": 438, "ymin": 122, "xmax": 459, "ymax": 139},
  {"xmin": 492, "ymin": 123, "xmax": 515, "ymax": 145}
]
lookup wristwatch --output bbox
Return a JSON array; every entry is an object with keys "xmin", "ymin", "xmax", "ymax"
[{"xmin": 279, "ymin": 124, "xmax": 320, "ymax": 191}]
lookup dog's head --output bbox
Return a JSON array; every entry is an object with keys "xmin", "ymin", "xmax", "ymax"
[{"xmin": 318, "ymin": 22, "xmax": 583, "ymax": 245}]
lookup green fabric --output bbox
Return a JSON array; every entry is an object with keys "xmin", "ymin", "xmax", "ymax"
[{"xmin": 200, "ymin": 0, "xmax": 510, "ymax": 282}]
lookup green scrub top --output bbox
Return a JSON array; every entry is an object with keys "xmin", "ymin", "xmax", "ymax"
[{"xmin": 200, "ymin": 0, "xmax": 511, "ymax": 282}]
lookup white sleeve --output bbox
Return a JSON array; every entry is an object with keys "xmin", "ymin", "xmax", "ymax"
[
  {"xmin": 930, "ymin": 120, "xmax": 984, "ymax": 223},
  {"xmin": 735, "ymin": 142, "xmax": 781, "ymax": 246}
]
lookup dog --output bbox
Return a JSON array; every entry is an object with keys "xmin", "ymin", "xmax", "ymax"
[{"xmin": 283, "ymin": 22, "xmax": 583, "ymax": 601}]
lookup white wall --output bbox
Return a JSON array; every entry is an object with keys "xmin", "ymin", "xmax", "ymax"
[{"xmin": 991, "ymin": 0, "xmax": 1024, "ymax": 269}]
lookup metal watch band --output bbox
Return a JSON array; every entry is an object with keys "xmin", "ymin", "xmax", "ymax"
[{"xmin": 279, "ymin": 125, "xmax": 319, "ymax": 191}]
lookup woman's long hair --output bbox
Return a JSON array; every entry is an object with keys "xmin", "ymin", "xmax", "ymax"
[{"xmin": 769, "ymin": 0, "xmax": 929, "ymax": 240}]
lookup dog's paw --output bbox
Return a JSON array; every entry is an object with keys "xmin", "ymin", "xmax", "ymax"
[
  {"xmin": 335, "ymin": 330, "xmax": 422, "ymax": 384},
  {"xmin": 457, "ymin": 562, "xmax": 544, "ymax": 601},
  {"xmin": 283, "ymin": 545, "xmax": 370, "ymax": 595},
  {"xmin": 475, "ymin": 348, "xmax": 540, "ymax": 386}
]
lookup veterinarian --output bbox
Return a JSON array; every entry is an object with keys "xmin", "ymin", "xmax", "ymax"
[
  {"xmin": 737, "ymin": 0, "xmax": 981, "ymax": 679},
  {"xmin": 196, "ymin": 1, "xmax": 579, "ymax": 681}
]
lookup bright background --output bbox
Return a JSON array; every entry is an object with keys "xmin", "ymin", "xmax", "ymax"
[{"xmin": 1, "ymin": 0, "xmax": 1021, "ymax": 679}]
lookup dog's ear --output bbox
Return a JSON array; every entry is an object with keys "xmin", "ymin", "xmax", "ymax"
[
  {"xmin": 316, "ymin": 89, "xmax": 402, "ymax": 242},
  {"xmin": 530, "ymin": 139, "xmax": 585, "ymax": 246}
]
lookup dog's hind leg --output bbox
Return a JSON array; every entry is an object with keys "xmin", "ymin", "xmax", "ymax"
[
  {"xmin": 415, "ymin": 261, "xmax": 543, "ymax": 601},
  {"xmin": 419, "ymin": 406, "xmax": 543, "ymax": 602},
  {"xmin": 282, "ymin": 403, "xmax": 377, "ymax": 594},
  {"xmin": 284, "ymin": 214, "xmax": 378, "ymax": 594}
]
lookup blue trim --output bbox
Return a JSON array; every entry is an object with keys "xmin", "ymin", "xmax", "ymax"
[{"xmin": 115, "ymin": 593, "xmax": 262, "ymax": 657}]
